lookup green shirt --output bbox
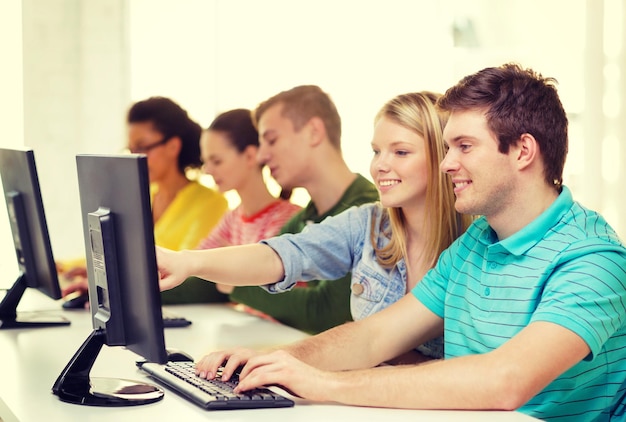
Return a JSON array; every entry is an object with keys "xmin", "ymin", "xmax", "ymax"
[{"xmin": 229, "ymin": 174, "xmax": 379, "ymax": 334}]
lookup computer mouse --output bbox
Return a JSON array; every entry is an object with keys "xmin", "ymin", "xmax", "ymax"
[
  {"xmin": 166, "ymin": 348, "xmax": 194, "ymax": 362},
  {"xmin": 62, "ymin": 293, "xmax": 89, "ymax": 309}
]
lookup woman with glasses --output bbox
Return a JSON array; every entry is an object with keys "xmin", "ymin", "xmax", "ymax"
[
  {"xmin": 126, "ymin": 97, "xmax": 228, "ymax": 252},
  {"xmin": 60, "ymin": 96, "xmax": 228, "ymax": 306}
]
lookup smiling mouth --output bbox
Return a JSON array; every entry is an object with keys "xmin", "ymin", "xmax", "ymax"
[
  {"xmin": 454, "ymin": 181, "xmax": 471, "ymax": 188},
  {"xmin": 379, "ymin": 180, "xmax": 400, "ymax": 188},
  {"xmin": 452, "ymin": 180, "xmax": 472, "ymax": 194}
]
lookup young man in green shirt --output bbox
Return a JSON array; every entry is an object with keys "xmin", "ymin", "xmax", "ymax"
[{"xmin": 224, "ymin": 85, "xmax": 378, "ymax": 334}]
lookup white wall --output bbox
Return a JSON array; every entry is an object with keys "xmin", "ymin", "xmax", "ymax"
[
  {"xmin": 128, "ymin": 0, "xmax": 453, "ymax": 181},
  {"xmin": 19, "ymin": 0, "xmax": 130, "ymax": 263},
  {"xmin": 0, "ymin": 0, "xmax": 24, "ymax": 281},
  {"xmin": 128, "ymin": 0, "xmax": 454, "ymax": 208}
]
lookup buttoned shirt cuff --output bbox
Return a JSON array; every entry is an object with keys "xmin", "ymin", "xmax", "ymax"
[
  {"xmin": 260, "ymin": 279, "xmax": 296, "ymax": 294},
  {"xmin": 258, "ymin": 238, "xmax": 300, "ymax": 294}
]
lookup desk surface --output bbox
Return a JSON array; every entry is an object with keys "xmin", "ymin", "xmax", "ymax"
[{"xmin": 0, "ymin": 289, "xmax": 539, "ymax": 422}]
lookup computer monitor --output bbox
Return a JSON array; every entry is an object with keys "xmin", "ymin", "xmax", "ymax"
[
  {"xmin": 52, "ymin": 154, "xmax": 170, "ymax": 406},
  {"xmin": 0, "ymin": 147, "xmax": 70, "ymax": 329}
]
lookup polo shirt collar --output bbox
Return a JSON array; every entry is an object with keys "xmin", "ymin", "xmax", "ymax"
[{"xmin": 483, "ymin": 186, "xmax": 574, "ymax": 256}]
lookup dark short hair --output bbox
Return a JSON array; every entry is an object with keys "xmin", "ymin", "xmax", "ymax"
[
  {"xmin": 208, "ymin": 108, "xmax": 258, "ymax": 152},
  {"xmin": 437, "ymin": 63, "xmax": 568, "ymax": 188},
  {"xmin": 128, "ymin": 96, "xmax": 202, "ymax": 173}
]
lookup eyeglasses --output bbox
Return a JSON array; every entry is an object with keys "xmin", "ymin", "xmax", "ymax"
[{"xmin": 128, "ymin": 136, "xmax": 172, "ymax": 154}]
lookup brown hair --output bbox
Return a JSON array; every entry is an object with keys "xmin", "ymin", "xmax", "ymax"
[
  {"xmin": 437, "ymin": 63, "xmax": 568, "ymax": 189},
  {"xmin": 253, "ymin": 85, "xmax": 342, "ymax": 150}
]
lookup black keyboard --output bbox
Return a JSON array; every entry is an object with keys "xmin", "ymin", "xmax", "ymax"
[
  {"xmin": 161, "ymin": 309, "xmax": 192, "ymax": 328},
  {"xmin": 138, "ymin": 361, "xmax": 295, "ymax": 410}
]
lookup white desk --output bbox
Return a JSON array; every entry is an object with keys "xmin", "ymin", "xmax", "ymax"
[{"xmin": 0, "ymin": 289, "xmax": 539, "ymax": 422}]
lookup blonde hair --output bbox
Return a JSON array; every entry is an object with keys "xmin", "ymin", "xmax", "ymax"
[{"xmin": 372, "ymin": 92, "xmax": 474, "ymax": 269}]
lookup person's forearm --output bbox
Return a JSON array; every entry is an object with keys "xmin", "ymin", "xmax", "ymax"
[
  {"xmin": 181, "ymin": 244, "xmax": 285, "ymax": 286},
  {"xmin": 281, "ymin": 294, "xmax": 442, "ymax": 370},
  {"xmin": 321, "ymin": 353, "xmax": 524, "ymax": 410},
  {"xmin": 318, "ymin": 321, "xmax": 590, "ymax": 410},
  {"xmin": 283, "ymin": 319, "xmax": 394, "ymax": 371}
]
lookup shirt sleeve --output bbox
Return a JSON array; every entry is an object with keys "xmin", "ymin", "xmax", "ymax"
[
  {"xmin": 412, "ymin": 239, "xmax": 460, "ymax": 318},
  {"xmin": 530, "ymin": 244, "xmax": 626, "ymax": 357},
  {"xmin": 260, "ymin": 206, "xmax": 367, "ymax": 293},
  {"xmin": 229, "ymin": 178, "xmax": 379, "ymax": 334}
]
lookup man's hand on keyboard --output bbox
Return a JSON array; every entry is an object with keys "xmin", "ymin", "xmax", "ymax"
[
  {"xmin": 234, "ymin": 350, "xmax": 326, "ymax": 401},
  {"xmin": 196, "ymin": 349, "xmax": 330, "ymax": 402},
  {"xmin": 195, "ymin": 347, "xmax": 261, "ymax": 381}
]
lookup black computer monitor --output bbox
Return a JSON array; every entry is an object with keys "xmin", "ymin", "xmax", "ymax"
[
  {"xmin": 0, "ymin": 147, "xmax": 70, "ymax": 329},
  {"xmin": 52, "ymin": 154, "xmax": 170, "ymax": 406}
]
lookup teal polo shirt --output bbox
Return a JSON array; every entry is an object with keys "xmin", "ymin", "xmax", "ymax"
[{"xmin": 414, "ymin": 186, "xmax": 626, "ymax": 421}]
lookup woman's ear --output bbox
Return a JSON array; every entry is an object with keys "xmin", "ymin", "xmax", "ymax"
[
  {"xmin": 243, "ymin": 144, "xmax": 260, "ymax": 166},
  {"xmin": 165, "ymin": 136, "xmax": 183, "ymax": 157}
]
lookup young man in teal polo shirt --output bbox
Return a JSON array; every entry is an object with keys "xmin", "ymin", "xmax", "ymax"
[{"xmin": 195, "ymin": 64, "xmax": 626, "ymax": 421}]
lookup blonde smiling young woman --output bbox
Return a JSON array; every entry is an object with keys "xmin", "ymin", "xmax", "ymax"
[{"xmin": 156, "ymin": 91, "xmax": 473, "ymax": 362}]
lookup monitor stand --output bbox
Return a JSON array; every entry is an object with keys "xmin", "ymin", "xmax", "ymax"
[
  {"xmin": 52, "ymin": 329, "xmax": 164, "ymax": 406},
  {"xmin": 0, "ymin": 273, "xmax": 70, "ymax": 329}
]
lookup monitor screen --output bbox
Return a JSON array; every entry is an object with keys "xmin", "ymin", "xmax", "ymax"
[
  {"xmin": 52, "ymin": 154, "xmax": 168, "ymax": 406},
  {"xmin": 0, "ymin": 147, "xmax": 69, "ymax": 329}
]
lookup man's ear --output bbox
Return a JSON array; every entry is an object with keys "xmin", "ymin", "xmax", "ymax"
[
  {"xmin": 515, "ymin": 133, "xmax": 539, "ymax": 171},
  {"xmin": 306, "ymin": 116, "xmax": 327, "ymax": 147}
]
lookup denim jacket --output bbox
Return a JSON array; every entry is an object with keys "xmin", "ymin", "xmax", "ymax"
[{"xmin": 262, "ymin": 203, "xmax": 443, "ymax": 358}]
